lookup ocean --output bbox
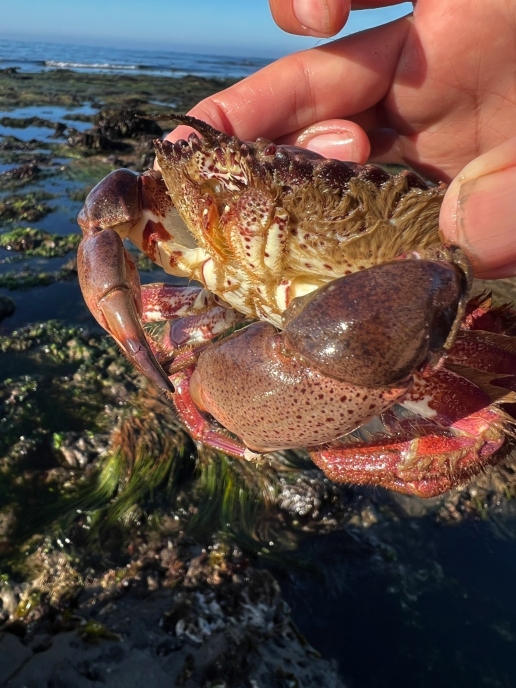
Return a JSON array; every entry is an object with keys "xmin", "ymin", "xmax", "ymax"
[{"xmin": 0, "ymin": 37, "xmax": 272, "ymax": 80}]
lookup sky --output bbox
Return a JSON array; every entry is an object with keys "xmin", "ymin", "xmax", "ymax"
[{"xmin": 0, "ymin": 1, "xmax": 413, "ymax": 58}]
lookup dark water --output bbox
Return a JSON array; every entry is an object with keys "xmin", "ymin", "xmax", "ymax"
[
  {"xmin": 281, "ymin": 517, "xmax": 516, "ymax": 688},
  {"xmin": 0, "ymin": 37, "xmax": 272, "ymax": 79}
]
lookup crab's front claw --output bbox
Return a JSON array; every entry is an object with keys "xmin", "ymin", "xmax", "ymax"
[
  {"xmin": 78, "ymin": 227, "xmax": 174, "ymax": 393},
  {"xmin": 282, "ymin": 258, "xmax": 469, "ymax": 387},
  {"xmin": 185, "ymin": 257, "xmax": 470, "ymax": 455}
]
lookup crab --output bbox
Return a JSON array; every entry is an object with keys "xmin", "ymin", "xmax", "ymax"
[{"xmin": 77, "ymin": 115, "xmax": 516, "ymax": 498}]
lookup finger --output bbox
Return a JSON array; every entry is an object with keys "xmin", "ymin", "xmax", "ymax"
[
  {"xmin": 166, "ymin": 17, "xmax": 411, "ymax": 146},
  {"xmin": 440, "ymin": 138, "xmax": 516, "ymax": 279},
  {"xmin": 269, "ymin": 0, "xmax": 351, "ymax": 37},
  {"xmin": 269, "ymin": 0, "xmax": 408, "ymax": 36},
  {"xmin": 367, "ymin": 128, "xmax": 467, "ymax": 183},
  {"xmin": 277, "ymin": 118, "xmax": 371, "ymax": 162}
]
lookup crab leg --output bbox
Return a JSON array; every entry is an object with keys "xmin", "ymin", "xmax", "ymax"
[
  {"xmin": 310, "ymin": 368, "xmax": 513, "ymax": 498},
  {"xmin": 140, "ymin": 283, "xmax": 241, "ymax": 349},
  {"xmin": 76, "ymin": 167, "xmax": 178, "ymax": 392},
  {"xmin": 171, "ymin": 366, "xmax": 248, "ymax": 459},
  {"xmin": 445, "ymin": 328, "xmax": 516, "ymax": 419},
  {"xmin": 141, "ymin": 284, "xmax": 221, "ymax": 321}
]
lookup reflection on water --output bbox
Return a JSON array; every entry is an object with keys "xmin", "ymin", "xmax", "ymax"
[{"xmin": 0, "ymin": 104, "xmax": 95, "ymax": 141}]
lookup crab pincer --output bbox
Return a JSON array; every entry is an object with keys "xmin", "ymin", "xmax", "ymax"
[{"xmin": 187, "ymin": 257, "xmax": 469, "ymax": 452}]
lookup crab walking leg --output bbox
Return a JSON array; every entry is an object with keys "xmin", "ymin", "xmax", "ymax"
[
  {"xmin": 141, "ymin": 284, "xmax": 223, "ymax": 322},
  {"xmin": 310, "ymin": 410, "xmax": 506, "ymax": 498},
  {"xmin": 140, "ymin": 283, "xmax": 241, "ymax": 349},
  {"xmin": 77, "ymin": 228, "xmax": 174, "ymax": 392},
  {"xmin": 446, "ymin": 331, "xmax": 516, "ymax": 418},
  {"xmin": 171, "ymin": 367, "xmax": 248, "ymax": 459},
  {"xmin": 310, "ymin": 369, "xmax": 512, "ymax": 498}
]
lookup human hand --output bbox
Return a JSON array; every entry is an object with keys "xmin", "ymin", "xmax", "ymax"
[{"xmin": 167, "ymin": 0, "xmax": 516, "ymax": 278}]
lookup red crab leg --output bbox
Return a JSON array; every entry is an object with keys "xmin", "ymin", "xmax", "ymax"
[
  {"xmin": 140, "ymin": 284, "xmax": 217, "ymax": 321},
  {"xmin": 309, "ymin": 368, "xmax": 512, "ymax": 498},
  {"xmin": 448, "ymin": 330, "xmax": 516, "ymax": 418},
  {"xmin": 171, "ymin": 366, "xmax": 248, "ymax": 459},
  {"xmin": 449, "ymin": 330, "xmax": 516, "ymax": 375},
  {"xmin": 140, "ymin": 283, "xmax": 240, "ymax": 349}
]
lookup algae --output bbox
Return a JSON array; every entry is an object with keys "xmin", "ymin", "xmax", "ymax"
[
  {"xmin": 0, "ymin": 227, "xmax": 80, "ymax": 258},
  {"xmin": 0, "ymin": 192, "xmax": 53, "ymax": 223},
  {"xmin": 0, "ymin": 69, "xmax": 236, "ymax": 113}
]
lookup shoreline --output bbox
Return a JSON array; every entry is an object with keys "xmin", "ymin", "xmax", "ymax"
[{"xmin": 0, "ymin": 66, "xmax": 237, "ymax": 111}]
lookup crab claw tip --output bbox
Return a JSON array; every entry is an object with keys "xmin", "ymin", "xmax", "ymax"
[{"xmin": 101, "ymin": 289, "xmax": 175, "ymax": 394}]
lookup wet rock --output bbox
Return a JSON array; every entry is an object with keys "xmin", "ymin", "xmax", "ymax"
[
  {"xmin": 0, "ymin": 193, "xmax": 52, "ymax": 223},
  {"xmin": 0, "ymin": 162, "xmax": 40, "ymax": 181},
  {"xmin": 1, "ymin": 570, "xmax": 346, "ymax": 688},
  {"xmin": 94, "ymin": 108, "xmax": 163, "ymax": 139},
  {"xmin": 57, "ymin": 431, "xmax": 109, "ymax": 468},
  {"xmin": 68, "ymin": 130, "xmax": 132, "ymax": 152},
  {"xmin": 0, "ymin": 116, "xmax": 56, "ymax": 130},
  {"xmin": 0, "ymin": 227, "xmax": 80, "ymax": 257},
  {"xmin": 0, "ymin": 137, "xmax": 40, "ymax": 151},
  {"xmin": 0, "ymin": 633, "xmax": 32, "ymax": 685},
  {"xmin": 52, "ymin": 121, "xmax": 67, "ymax": 137},
  {"xmin": 68, "ymin": 108, "xmax": 162, "ymax": 153}
]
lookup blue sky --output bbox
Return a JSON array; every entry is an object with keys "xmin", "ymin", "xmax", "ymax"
[{"xmin": 1, "ymin": 1, "xmax": 412, "ymax": 57}]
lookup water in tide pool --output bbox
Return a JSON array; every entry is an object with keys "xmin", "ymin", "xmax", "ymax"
[{"xmin": 0, "ymin": 37, "xmax": 272, "ymax": 79}]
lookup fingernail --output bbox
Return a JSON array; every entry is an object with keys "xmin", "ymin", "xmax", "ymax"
[
  {"xmin": 293, "ymin": 0, "xmax": 328, "ymax": 33},
  {"xmin": 306, "ymin": 133, "xmax": 359, "ymax": 160},
  {"xmin": 456, "ymin": 166, "xmax": 516, "ymax": 275}
]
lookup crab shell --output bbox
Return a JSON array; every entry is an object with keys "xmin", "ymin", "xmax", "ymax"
[{"xmin": 155, "ymin": 118, "xmax": 452, "ymax": 325}]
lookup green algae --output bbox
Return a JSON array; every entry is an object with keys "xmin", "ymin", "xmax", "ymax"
[
  {"xmin": 0, "ymin": 321, "xmax": 132, "ymax": 445},
  {"xmin": 0, "ymin": 322, "xmax": 140, "ymax": 559},
  {"xmin": 0, "ymin": 263, "xmax": 76, "ymax": 290},
  {"xmin": 64, "ymin": 159, "xmax": 117, "ymax": 185},
  {"xmin": 13, "ymin": 590, "xmax": 42, "ymax": 619},
  {"xmin": 0, "ymin": 319, "xmax": 310, "ymax": 569},
  {"xmin": 79, "ymin": 620, "xmax": 121, "ymax": 643},
  {"xmin": 0, "ymin": 227, "xmax": 80, "ymax": 257},
  {"xmin": 0, "ymin": 192, "xmax": 53, "ymax": 223}
]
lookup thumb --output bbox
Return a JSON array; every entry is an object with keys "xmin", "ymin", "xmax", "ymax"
[{"xmin": 440, "ymin": 138, "xmax": 516, "ymax": 279}]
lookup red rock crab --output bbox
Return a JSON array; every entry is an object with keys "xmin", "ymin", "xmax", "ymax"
[{"xmin": 78, "ymin": 115, "xmax": 516, "ymax": 498}]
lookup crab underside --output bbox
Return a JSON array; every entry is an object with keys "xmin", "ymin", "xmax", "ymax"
[{"xmin": 77, "ymin": 115, "xmax": 516, "ymax": 498}]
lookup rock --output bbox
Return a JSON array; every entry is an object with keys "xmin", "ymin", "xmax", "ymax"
[
  {"xmin": 0, "ymin": 163, "xmax": 40, "ymax": 180},
  {"xmin": 2, "ymin": 587, "xmax": 346, "ymax": 688},
  {"xmin": 68, "ymin": 130, "xmax": 132, "ymax": 152},
  {"xmin": 94, "ymin": 108, "xmax": 163, "ymax": 139},
  {"xmin": 0, "ymin": 633, "xmax": 32, "ymax": 685}
]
